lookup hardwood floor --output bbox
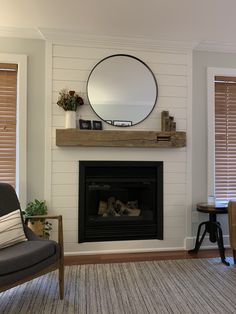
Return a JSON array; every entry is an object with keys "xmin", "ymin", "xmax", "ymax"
[{"xmin": 65, "ymin": 248, "xmax": 232, "ymax": 265}]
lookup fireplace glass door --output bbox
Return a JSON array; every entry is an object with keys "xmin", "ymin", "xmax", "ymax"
[{"xmin": 79, "ymin": 161, "xmax": 163, "ymax": 242}]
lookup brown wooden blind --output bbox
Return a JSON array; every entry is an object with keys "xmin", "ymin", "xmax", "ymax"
[
  {"xmin": 0, "ymin": 64, "xmax": 17, "ymax": 187},
  {"xmin": 215, "ymin": 76, "xmax": 236, "ymax": 201}
]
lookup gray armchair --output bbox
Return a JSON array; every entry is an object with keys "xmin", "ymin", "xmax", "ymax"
[{"xmin": 0, "ymin": 183, "xmax": 64, "ymax": 299}]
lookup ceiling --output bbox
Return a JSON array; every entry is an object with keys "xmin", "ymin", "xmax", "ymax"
[{"xmin": 0, "ymin": 0, "xmax": 236, "ymax": 47}]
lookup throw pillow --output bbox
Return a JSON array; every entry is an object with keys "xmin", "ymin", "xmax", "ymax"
[{"xmin": 0, "ymin": 209, "xmax": 28, "ymax": 249}]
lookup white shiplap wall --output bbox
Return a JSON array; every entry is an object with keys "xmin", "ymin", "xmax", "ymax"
[{"xmin": 47, "ymin": 40, "xmax": 191, "ymax": 254}]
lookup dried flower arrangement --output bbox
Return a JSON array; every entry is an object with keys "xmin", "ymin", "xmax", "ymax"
[{"xmin": 57, "ymin": 89, "xmax": 84, "ymax": 111}]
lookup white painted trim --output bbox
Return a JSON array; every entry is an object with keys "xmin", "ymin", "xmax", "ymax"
[
  {"xmin": 44, "ymin": 41, "xmax": 53, "ymax": 205},
  {"xmin": 185, "ymin": 235, "xmax": 230, "ymax": 251},
  {"xmin": 0, "ymin": 53, "xmax": 27, "ymax": 208},
  {"xmin": 64, "ymin": 247, "xmax": 186, "ymax": 256},
  {"xmin": 207, "ymin": 68, "xmax": 216, "ymax": 198},
  {"xmin": 184, "ymin": 237, "xmax": 195, "ymax": 250},
  {"xmin": 207, "ymin": 67, "xmax": 236, "ymax": 198},
  {"xmin": 38, "ymin": 27, "xmax": 197, "ymax": 52},
  {"xmin": 196, "ymin": 41, "xmax": 236, "ymax": 54},
  {"xmin": 186, "ymin": 51, "xmax": 193, "ymax": 239},
  {"xmin": 0, "ymin": 26, "xmax": 43, "ymax": 39},
  {"xmin": 2, "ymin": 25, "xmax": 236, "ymax": 54}
]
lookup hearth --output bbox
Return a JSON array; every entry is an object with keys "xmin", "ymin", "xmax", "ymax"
[{"xmin": 78, "ymin": 161, "xmax": 163, "ymax": 242}]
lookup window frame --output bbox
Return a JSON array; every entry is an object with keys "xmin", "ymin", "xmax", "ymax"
[
  {"xmin": 0, "ymin": 54, "xmax": 27, "ymax": 208},
  {"xmin": 207, "ymin": 67, "xmax": 236, "ymax": 202}
]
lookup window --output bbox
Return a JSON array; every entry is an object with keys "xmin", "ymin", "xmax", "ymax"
[
  {"xmin": 0, "ymin": 54, "xmax": 27, "ymax": 208},
  {"xmin": 215, "ymin": 76, "xmax": 236, "ymax": 202},
  {"xmin": 208, "ymin": 68, "xmax": 236, "ymax": 203},
  {"xmin": 0, "ymin": 63, "xmax": 17, "ymax": 187}
]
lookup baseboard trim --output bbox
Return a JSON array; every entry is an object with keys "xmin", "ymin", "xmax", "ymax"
[
  {"xmin": 185, "ymin": 235, "xmax": 230, "ymax": 250},
  {"xmin": 64, "ymin": 246, "xmax": 185, "ymax": 257},
  {"xmin": 64, "ymin": 247, "xmax": 232, "ymax": 265}
]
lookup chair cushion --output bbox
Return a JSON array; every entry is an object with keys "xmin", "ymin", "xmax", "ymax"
[
  {"xmin": 0, "ymin": 240, "xmax": 57, "ymax": 275},
  {"xmin": 0, "ymin": 209, "xmax": 27, "ymax": 249}
]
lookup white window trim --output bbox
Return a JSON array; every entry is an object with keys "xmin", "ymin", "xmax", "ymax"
[
  {"xmin": 207, "ymin": 67, "xmax": 236, "ymax": 200},
  {"xmin": 0, "ymin": 53, "xmax": 27, "ymax": 208}
]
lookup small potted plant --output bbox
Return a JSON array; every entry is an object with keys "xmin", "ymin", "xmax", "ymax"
[
  {"xmin": 23, "ymin": 199, "xmax": 52, "ymax": 239},
  {"xmin": 57, "ymin": 89, "xmax": 84, "ymax": 128}
]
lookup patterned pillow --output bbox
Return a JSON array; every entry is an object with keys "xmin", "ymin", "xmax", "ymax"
[{"xmin": 0, "ymin": 209, "xmax": 28, "ymax": 249}]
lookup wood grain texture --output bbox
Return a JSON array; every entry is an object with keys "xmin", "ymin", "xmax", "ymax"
[
  {"xmin": 64, "ymin": 249, "xmax": 232, "ymax": 265},
  {"xmin": 56, "ymin": 129, "xmax": 186, "ymax": 148}
]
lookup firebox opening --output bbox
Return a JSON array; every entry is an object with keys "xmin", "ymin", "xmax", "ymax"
[{"xmin": 79, "ymin": 161, "xmax": 163, "ymax": 243}]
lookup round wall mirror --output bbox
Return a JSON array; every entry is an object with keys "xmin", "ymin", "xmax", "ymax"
[{"xmin": 87, "ymin": 54, "xmax": 158, "ymax": 127}]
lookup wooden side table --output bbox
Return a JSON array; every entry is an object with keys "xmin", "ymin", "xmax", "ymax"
[{"xmin": 188, "ymin": 202, "xmax": 229, "ymax": 265}]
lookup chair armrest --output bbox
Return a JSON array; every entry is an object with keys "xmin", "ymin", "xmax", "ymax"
[
  {"xmin": 25, "ymin": 215, "xmax": 64, "ymax": 257},
  {"xmin": 25, "ymin": 215, "xmax": 62, "ymax": 220}
]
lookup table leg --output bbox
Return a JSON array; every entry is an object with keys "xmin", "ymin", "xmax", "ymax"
[
  {"xmin": 209, "ymin": 213, "xmax": 217, "ymax": 242},
  {"xmin": 215, "ymin": 222, "xmax": 230, "ymax": 266},
  {"xmin": 188, "ymin": 221, "xmax": 207, "ymax": 253}
]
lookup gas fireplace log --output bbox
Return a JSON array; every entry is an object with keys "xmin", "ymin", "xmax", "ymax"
[
  {"xmin": 98, "ymin": 198, "xmax": 141, "ymax": 217},
  {"xmin": 127, "ymin": 209, "xmax": 141, "ymax": 216},
  {"xmin": 98, "ymin": 201, "xmax": 108, "ymax": 215}
]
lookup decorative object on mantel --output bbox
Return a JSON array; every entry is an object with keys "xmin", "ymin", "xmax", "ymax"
[
  {"xmin": 56, "ymin": 129, "xmax": 186, "ymax": 148},
  {"xmin": 57, "ymin": 89, "xmax": 84, "ymax": 129},
  {"xmin": 79, "ymin": 119, "xmax": 92, "ymax": 130},
  {"xmin": 161, "ymin": 111, "xmax": 176, "ymax": 131},
  {"xmin": 92, "ymin": 120, "xmax": 103, "ymax": 130},
  {"xmin": 113, "ymin": 120, "xmax": 132, "ymax": 127}
]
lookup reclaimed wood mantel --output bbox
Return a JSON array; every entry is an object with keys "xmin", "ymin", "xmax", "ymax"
[{"xmin": 56, "ymin": 129, "xmax": 186, "ymax": 148}]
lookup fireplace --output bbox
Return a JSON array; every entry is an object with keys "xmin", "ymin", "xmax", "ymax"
[{"xmin": 78, "ymin": 161, "xmax": 163, "ymax": 242}]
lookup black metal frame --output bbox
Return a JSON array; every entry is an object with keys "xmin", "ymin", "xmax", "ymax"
[
  {"xmin": 189, "ymin": 212, "xmax": 229, "ymax": 265},
  {"xmin": 86, "ymin": 54, "xmax": 158, "ymax": 127},
  {"xmin": 79, "ymin": 161, "xmax": 163, "ymax": 243}
]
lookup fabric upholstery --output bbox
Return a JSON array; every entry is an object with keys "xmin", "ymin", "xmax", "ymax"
[
  {"xmin": 228, "ymin": 201, "xmax": 236, "ymax": 249},
  {"xmin": 0, "ymin": 183, "xmax": 20, "ymax": 217},
  {"xmin": 0, "ymin": 209, "xmax": 27, "ymax": 249},
  {"xmin": 0, "ymin": 240, "xmax": 58, "ymax": 275},
  {"xmin": 0, "ymin": 183, "xmax": 63, "ymax": 298},
  {"xmin": 0, "ymin": 251, "xmax": 59, "ymax": 287}
]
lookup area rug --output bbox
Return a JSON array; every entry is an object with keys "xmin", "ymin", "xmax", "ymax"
[{"xmin": 1, "ymin": 258, "xmax": 236, "ymax": 314}]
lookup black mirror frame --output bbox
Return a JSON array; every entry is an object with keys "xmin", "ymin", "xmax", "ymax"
[{"xmin": 86, "ymin": 54, "xmax": 158, "ymax": 127}]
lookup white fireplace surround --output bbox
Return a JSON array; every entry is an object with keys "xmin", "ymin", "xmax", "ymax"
[{"xmin": 44, "ymin": 36, "xmax": 193, "ymax": 255}]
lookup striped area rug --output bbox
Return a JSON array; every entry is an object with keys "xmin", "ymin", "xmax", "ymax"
[{"xmin": 1, "ymin": 258, "xmax": 236, "ymax": 314}]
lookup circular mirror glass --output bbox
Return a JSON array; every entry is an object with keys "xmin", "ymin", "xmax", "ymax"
[{"xmin": 87, "ymin": 54, "xmax": 158, "ymax": 127}]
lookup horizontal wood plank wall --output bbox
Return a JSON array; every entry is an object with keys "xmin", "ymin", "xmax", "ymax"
[{"xmin": 50, "ymin": 41, "xmax": 190, "ymax": 254}]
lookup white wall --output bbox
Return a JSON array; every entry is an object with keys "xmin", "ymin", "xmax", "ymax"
[
  {"xmin": 46, "ymin": 39, "xmax": 192, "ymax": 254},
  {"xmin": 192, "ymin": 50, "xmax": 236, "ymax": 240},
  {"xmin": 0, "ymin": 37, "xmax": 45, "ymax": 203}
]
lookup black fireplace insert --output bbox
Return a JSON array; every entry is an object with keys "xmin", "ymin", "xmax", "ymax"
[{"xmin": 79, "ymin": 161, "xmax": 163, "ymax": 242}]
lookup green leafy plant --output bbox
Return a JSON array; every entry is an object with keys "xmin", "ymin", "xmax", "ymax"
[
  {"xmin": 57, "ymin": 89, "xmax": 84, "ymax": 111},
  {"xmin": 23, "ymin": 199, "xmax": 48, "ymax": 216},
  {"xmin": 23, "ymin": 199, "xmax": 52, "ymax": 238}
]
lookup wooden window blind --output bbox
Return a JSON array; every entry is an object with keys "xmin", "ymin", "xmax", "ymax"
[
  {"xmin": 0, "ymin": 63, "xmax": 17, "ymax": 187},
  {"xmin": 215, "ymin": 76, "xmax": 236, "ymax": 202}
]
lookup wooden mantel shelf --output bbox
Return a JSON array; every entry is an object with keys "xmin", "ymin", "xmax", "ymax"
[{"xmin": 56, "ymin": 129, "xmax": 186, "ymax": 148}]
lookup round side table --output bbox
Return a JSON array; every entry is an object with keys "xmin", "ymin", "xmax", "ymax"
[{"xmin": 188, "ymin": 202, "xmax": 229, "ymax": 265}]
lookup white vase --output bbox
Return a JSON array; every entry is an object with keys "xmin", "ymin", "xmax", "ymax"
[{"xmin": 65, "ymin": 111, "xmax": 76, "ymax": 128}]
